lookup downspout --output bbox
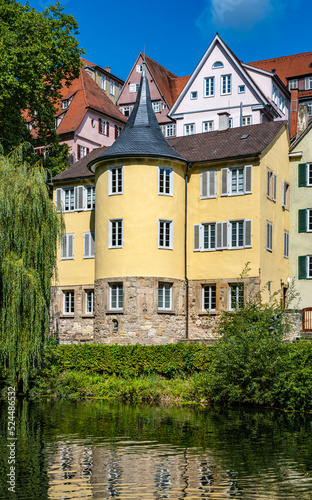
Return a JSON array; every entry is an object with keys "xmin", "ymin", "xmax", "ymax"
[{"xmin": 185, "ymin": 162, "xmax": 192, "ymax": 339}]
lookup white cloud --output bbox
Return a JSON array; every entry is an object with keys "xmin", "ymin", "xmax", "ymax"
[{"xmin": 197, "ymin": 0, "xmax": 273, "ymax": 31}]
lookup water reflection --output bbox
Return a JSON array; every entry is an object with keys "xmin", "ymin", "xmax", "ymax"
[{"xmin": 0, "ymin": 400, "xmax": 312, "ymax": 499}]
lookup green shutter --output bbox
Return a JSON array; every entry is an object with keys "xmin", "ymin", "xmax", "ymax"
[
  {"xmin": 298, "ymin": 255, "xmax": 307, "ymax": 279},
  {"xmin": 298, "ymin": 163, "xmax": 307, "ymax": 187},
  {"xmin": 298, "ymin": 209, "xmax": 307, "ymax": 232}
]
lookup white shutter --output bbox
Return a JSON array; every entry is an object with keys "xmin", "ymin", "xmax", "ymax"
[
  {"xmin": 83, "ymin": 232, "xmax": 90, "ymax": 258},
  {"xmin": 56, "ymin": 188, "xmax": 64, "ymax": 212},
  {"xmin": 209, "ymin": 170, "xmax": 217, "ymax": 198},
  {"xmin": 201, "ymin": 171, "xmax": 208, "ymax": 198},
  {"xmin": 68, "ymin": 234, "xmax": 74, "ymax": 259},
  {"xmin": 221, "ymin": 168, "xmax": 228, "ymax": 196},
  {"xmin": 61, "ymin": 234, "xmax": 66, "ymax": 259},
  {"xmin": 193, "ymin": 224, "xmax": 201, "ymax": 251},
  {"xmin": 282, "ymin": 181, "xmax": 286, "ymax": 208},
  {"xmin": 222, "ymin": 221, "xmax": 228, "ymax": 249},
  {"xmin": 244, "ymin": 165, "xmax": 252, "ymax": 194},
  {"xmin": 75, "ymin": 186, "xmax": 84, "ymax": 210},
  {"xmin": 91, "ymin": 232, "xmax": 95, "ymax": 257},
  {"xmin": 273, "ymin": 174, "xmax": 277, "ymax": 202},
  {"xmin": 216, "ymin": 222, "xmax": 228, "ymax": 249},
  {"xmin": 244, "ymin": 220, "xmax": 252, "ymax": 248}
]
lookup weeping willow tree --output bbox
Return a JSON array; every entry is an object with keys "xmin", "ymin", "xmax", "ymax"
[{"xmin": 0, "ymin": 145, "xmax": 64, "ymax": 392}]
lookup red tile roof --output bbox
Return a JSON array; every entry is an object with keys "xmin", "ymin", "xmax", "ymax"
[
  {"xmin": 248, "ymin": 52, "xmax": 312, "ymax": 85},
  {"xmin": 53, "ymin": 146, "xmax": 108, "ymax": 182},
  {"xmin": 169, "ymin": 75, "xmax": 191, "ymax": 103}
]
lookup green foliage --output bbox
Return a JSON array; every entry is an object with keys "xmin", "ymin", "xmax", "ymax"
[
  {"xmin": 0, "ymin": 146, "xmax": 64, "ymax": 391},
  {"xmin": 0, "ymin": 0, "xmax": 83, "ymax": 171}
]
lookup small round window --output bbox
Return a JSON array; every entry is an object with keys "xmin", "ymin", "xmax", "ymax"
[{"xmin": 212, "ymin": 61, "xmax": 224, "ymax": 69}]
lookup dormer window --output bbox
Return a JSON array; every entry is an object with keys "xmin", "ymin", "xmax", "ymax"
[
  {"xmin": 212, "ymin": 61, "xmax": 224, "ymax": 69},
  {"xmin": 62, "ymin": 100, "xmax": 68, "ymax": 110}
]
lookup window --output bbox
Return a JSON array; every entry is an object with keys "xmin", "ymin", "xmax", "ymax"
[
  {"xmin": 193, "ymin": 220, "xmax": 251, "ymax": 251},
  {"xmin": 229, "ymin": 117, "xmax": 233, "ymax": 128},
  {"xmin": 184, "ymin": 123, "xmax": 195, "ymax": 136},
  {"xmin": 212, "ymin": 61, "xmax": 224, "ymax": 68},
  {"xmin": 229, "ymin": 284, "xmax": 244, "ymax": 310},
  {"xmin": 62, "ymin": 100, "xmax": 68, "ymax": 110},
  {"xmin": 191, "ymin": 91, "xmax": 198, "ymax": 99},
  {"xmin": 63, "ymin": 291, "xmax": 74, "ymax": 314},
  {"xmin": 121, "ymin": 106, "xmax": 133, "ymax": 117},
  {"xmin": 110, "ymin": 284, "xmax": 123, "ymax": 310},
  {"xmin": 85, "ymin": 185, "xmax": 95, "ymax": 210},
  {"xmin": 161, "ymin": 124, "xmax": 176, "ymax": 137},
  {"xmin": 298, "ymin": 208, "xmax": 312, "ymax": 232},
  {"xmin": 288, "ymin": 79, "xmax": 298, "ymax": 90},
  {"xmin": 77, "ymin": 145, "xmax": 89, "ymax": 160},
  {"xmin": 85, "ymin": 290, "xmax": 94, "ymax": 314},
  {"xmin": 238, "ymin": 85, "xmax": 245, "ymax": 93},
  {"xmin": 109, "ymin": 166, "xmax": 123, "ymax": 195},
  {"xmin": 266, "ymin": 221, "xmax": 273, "ymax": 252},
  {"xmin": 129, "ymin": 83, "xmax": 140, "ymax": 93},
  {"xmin": 299, "ymin": 255, "xmax": 312, "ymax": 279},
  {"xmin": 203, "ymin": 120, "xmax": 214, "ymax": 132},
  {"xmin": 115, "ymin": 125, "xmax": 122, "ymax": 139},
  {"xmin": 99, "ymin": 118, "xmax": 109, "ymax": 136},
  {"xmin": 152, "ymin": 101, "xmax": 161, "ymax": 113},
  {"xmin": 279, "ymin": 95, "xmax": 286, "ymax": 114},
  {"xmin": 163, "ymin": 103, "xmax": 168, "ymax": 109},
  {"xmin": 202, "ymin": 285, "xmax": 216, "ymax": 311},
  {"xmin": 158, "ymin": 220, "xmax": 173, "ymax": 249},
  {"xmin": 299, "ymin": 163, "xmax": 312, "ymax": 186},
  {"xmin": 221, "ymin": 74, "xmax": 231, "ymax": 95},
  {"xmin": 158, "ymin": 283, "xmax": 172, "ymax": 310},
  {"xmin": 305, "ymin": 76, "xmax": 312, "ymax": 90},
  {"xmin": 242, "ymin": 116, "xmax": 252, "ymax": 126},
  {"xmin": 284, "ymin": 231, "xmax": 289, "ymax": 259},
  {"xmin": 221, "ymin": 165, "xmax": 252, "ymax": 196},
  {"xmin": 61, "ymin": 233, "xmax": 74, "ymax": 260},
  {"xmin": 200, "ymin": 170, "xmax": 217, "ymax": 199},
  {"xmin": 282, "ymin": 181, "xmax": 289, "ymax": 209},
  {"xmin": 63, "ymin": 187, "xmax": 75, "ymax": 211},
  {"xmin": 158, "ymin": 167, "xmax": 173, "ymax": 196},
  {"xmin": 272, "ymin": 85, "xmax": 278, "ymax": 104},
  {"xmin": 267, "ymin": 170, "xmax": 277, "ymax": 201},
  {"xmin": 204, "ymin": 77, "xmax": 214, "ymax": 97},
  {"xmin": 109, "ymin": 219, "xmax": 123, "ymax": 248},
  {"xmin": 83, "ymin": 232, "xmax": 95, "ymax": 258},
  {"xmin": 307, "ymin": 102, "xmax": 312, "ymax": 117},
  {"xmin": 110, "ymin": 79, "xmax": 115, "ymax": 95},
  {"xmin": 136, "ymin": 64, "xmax": 143, "ymax": 73},
  {"xmin": 56, "ymin": 185, "xmax": 95, "ymax": 212},
  {"xmin": 101, "ymin": 75, "xmax": 106, "ymax": 91}
]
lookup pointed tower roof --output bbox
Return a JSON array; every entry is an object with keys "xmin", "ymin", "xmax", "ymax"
[{"xmin": 89, "ymin": 64, "xmax": 186, "ymax": 172}]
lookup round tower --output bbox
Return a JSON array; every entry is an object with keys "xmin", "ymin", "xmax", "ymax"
[{"xmin": 88, "ymin": 65, "xmax": 188, "ymax": 344}]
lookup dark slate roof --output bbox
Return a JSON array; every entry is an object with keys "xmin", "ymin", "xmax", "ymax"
[
  {"xmin": 168, "ymin": 121, "xmax": 288, "ymax": 163},
  {"xmin": 53, "ymin": 146, "xmax": 108, "ymax": 182},
  {"xmin": 89, "ymin": 66, "xmax": 187, "ymax": 172}
]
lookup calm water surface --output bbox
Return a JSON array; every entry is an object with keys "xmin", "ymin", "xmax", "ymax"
[{"xmin": 0, "ymin": 399, "xmax": 312, "ymax": 499}]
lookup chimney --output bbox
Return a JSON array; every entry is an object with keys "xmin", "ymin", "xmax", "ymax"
[
  {"xmin": 103, "ymin": 67, "xmax": 111, "ymax": 73},
  {"xmin": 218, "ymin": 112, "xmax": 230, "ymax": 131},
  {"xmin": 290, "ymin": 89, "xmax": 299, "ymax": 139},
  {"xmin": 297, "ymin": 104, "xmax": 309, "ymax": 139}
]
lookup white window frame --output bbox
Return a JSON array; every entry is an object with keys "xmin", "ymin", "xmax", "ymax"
[
  {"xmin": 184, "ymin": 123, "xmax": 195, "ymax": 136},
  {"xmin": 272, "ymin": 85, "xmax": 278, "ymax": 104},
  {"xmin": 129, "ymin": 83, "xmax": 140, "ymax": 93},
  {"xmin": 266, "ymin": 221, "xmax": 273, "ymax": 252},
  {"xmin": 158, "ymin": 167, "xmax": 173, "ymax": 196},
  {"xmin": 152, "ymin": 101, "xmax": 161, "ymax": 113},
  {"xmin": 158, "ymin": 283, "xmax": 172, "ymax": 311},
  {"xmin": 161, "ymin": 123, "xmax": 176, "ymax": 137},
  {"xmin": 83, "ymin": 232, "xmax": 95, "ymax": 259},
  {"xmin": 221, "ymin": 74, "xmax": 232, "ymax": 95},
  {"xmin": 190, "ymin": 91, "xmax": 198, "ymax": 100},
  {"xmin": 282, "ymin": 180, "xmax": 289, "ymax": 209},
  {"xmin": 109, "ymin": 219, "xmax": 123, "ymax": 249},
  {"xmin": 158, "ymin": 220, "xmax": 173, "ymax": 249},
  {"xmin": 85, "ymin": 185, "xmax": 95, "ymax": 210},
  {"xmin": 229, "ymin": 220, "xmax": 245, "ymax": 249},
  {"xmin": 238, "ymin": 85, "xmax": 245, "ymax": 94},
  {"xmin": 221, "ymin": 165, "xmax": 252, "ymax": 196},
  {"xmin": 202, "ymin": 223, "xmax": 217, "ymax": 251},
  {"xmin": 80, "ymin": 145, "xmax": 87, "ymax": 158},
  {"xmin": 194, "ymin": 220, "xmax": 252, "ymax": 252},
  {"xmin": 203, "ymin": 120, "xmax": 214, "ymax": 132},
  {"xmin": 110, "ymin": 283, "xmax": 123, "ymax": 310},
  {"xmin": 110, "ymin": 79, "xmax": 115, "ymax": 95},
  {"xmin": 204, "ymin": 77, "xmax": 214, "ymax": 97},
  {"xmin": 308, "ymin": 256, "xmax": 312, "ymax": 279},
  {"xmin": 56, "ymin": 185, "xmax": 95, "ymax": 212},
  {"xmin": 284, "ymin": 231, "xmax": 289, "ymax": 259},
  {"xmin": 99, "ymin": 119, "xmax": 108, "ymax": 136},
  {"xmin": 63, "ymin": 290, "xmax": 74, "ymax": 315},
  {"xmin": 136, "ymin": 64, "xmax": 143, "ymax": 73},
  {"xmin": 229, "ymin": 283, "xmax": 244, "ymax": 311},
  {"xmin": 288, "ymin": 79, "xmax": 298, "ymax": 90},
  {"xmin": 279, "ymin": 94, "xmax": 286, "ymax": 114},
  {"xmin": 308, "ymin": 164, "xmax": 312, "ymax": 186},
  {"xmin": 63, "ymin": 187, "xmax": 75, "ymax": 212},
  {"xmin": 212, "ymin": 61, "xmax": 224, "ymax": 69},
  {"xmin": 305, "ymin": 76, "xmax": 312, "ymax": 90},
  {"xmin": 62, "ymin": 100, "xmax": 68, "ymax": 110},
  {"xmin": 202, "ymin": 284, "xmax": 217, "ymax": 311},
  {"xmin": 85, "ymin": 289, "xmax": 94, "ymax": 314},
  {"xmin": 121, "ymin": 106, "xmax": 133, "ymax": 117},
  {"xmin": 101, "ymin": 75, "xmax": 106, "ymax": 91},
  {"xmin": 200, "ymin": 170, "xmax": 217, "ymax": 199},
  {"xmin": 61, "ymin": 233, "xmax": 74, "ymax": 260},
  {"xmin": 242, "ymin": 116, "xmax": 252, "ymax": 126},
  {"xmin": 109, "ymin": 166, "xmax": 123, "ymax": 195}
]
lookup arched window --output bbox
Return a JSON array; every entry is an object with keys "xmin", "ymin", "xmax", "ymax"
[{"xmin": 212, "ymin": 61, "xmax": 224, "ymax": 69}]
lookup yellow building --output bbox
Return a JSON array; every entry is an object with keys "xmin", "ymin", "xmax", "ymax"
[{"xmin": 51, "ymin": 67, "xmax": 290, "ymax": 343}]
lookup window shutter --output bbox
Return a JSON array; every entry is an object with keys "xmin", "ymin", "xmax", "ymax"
[
  {"xmin": 282, "ymin": 181, "xmax": 286, "ymax": 208},
  {"xmin": 298, "ymin": 163, "xmax": 307, "ymax": 187},
  {"xmin": 216, "ymin": 222, "xmax": 227, "ymax": 249},
  {"xmin": 298, "ymin": 255, "xmax": 307, "ymax": 279},
  {"xmin": 77, "ymin": 144, "xmax": 81, "ymax": 160},
  {"xmin": 244, "ymin": 165, "xmax": 252, "ymax": 194},
  {"xmin": 244, "ymin": 220, "xmax": 252, "ymax": 248},
  {"xmin": 83, "ymin": 232, "xmax": 90, "ymax": 258},
  {"xmin": 106, "ymin": 122, "xmax": 109, "ymax": 136},
  {"xmin": 222, "ymin": 221, "xmax": 228, "ymax": 248},
  {"xmin": 284, "ymin": 231, "xmax": 289, "ymax": 258},
  {"xmin": 91, "ymin": 232, "xmax": 95, "ymax": 257},
  {"xmin": 193, "ymin": 224, "xmax": 200, "ymax": 251},
  {"xmin": 272, "ymin": 174, "xmax": 277, "ymax": 202},
  {"xmin": 201, "ymin": 171, "xmax": 208, "ymax": 198},
  {"xmin": 221, "ymin": 168, "xmax": 228, "ymax": 196},
  {"xmin": 98, "ymin": 118, "xmax": 102, "ymax": 133},
  {"xmin": 75, "ymin": 186, "xmax": 84, "ymax": 211},
  {"xmin": 115, "ymin": 125, "xmax": 118, "ymax": 140},
  {"xmin": 86, "ymin": 147, "xmax": 89, "ymax": 155},
  {"xmin": 298, "ymin": 209, "xmax": 307, "ymax": 232},
  {"xmin": 56, "ymin": 188, "xmax": 63, "ymax": 212},
  {"xmin": 61, "ymin": 235, "xmax": 66, "ymax": 259},
  {"xmin": 209, "ymin": 170, "xmax": 217, "ymax": 197},
  {"xmin": 68, "ymin": 234, "xmax": 74, "ymax": 259}
]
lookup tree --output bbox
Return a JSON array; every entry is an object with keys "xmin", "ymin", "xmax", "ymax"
[
  {"xmin": 0, "ymin": 146, "xmax": 64, "ymax": 392},
  {"xmin": 0, "ymin": 0, "xmax": 83, "ymax": 168}
]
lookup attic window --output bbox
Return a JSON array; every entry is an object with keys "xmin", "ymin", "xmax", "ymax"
[
  {"xmin": 271, "ymin": 69, "xmax": 276, "ymax": 74},
  {"xmin": 239, "ymin": 134, "xmax": 250, "ymax": 141},
  {"xmin": 62, "ymin": 100, "xmax": 68, "ymax": 110},
  {"xmin": 212, "ymin": 61, "xmax": 224, "ymax": 69},
  {"xmin": 310, "ymin": 63, "xmax": 312, "ymax": 68}
]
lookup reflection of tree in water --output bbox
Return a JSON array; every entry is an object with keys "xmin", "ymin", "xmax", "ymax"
[
  {"xmin": 154, "ymin": 456, "xmax": 171, "ymax": 498},
  {"xmin": 107, "ymin": 453, "xmax": 122, "ymax": 497}
]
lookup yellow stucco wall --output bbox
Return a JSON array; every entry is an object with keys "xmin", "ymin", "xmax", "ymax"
[
  {"xmin": 53, "ymin": 179, "xmax": 95, "ymax": 287},
  {"xmin": 94, "ymin": 158, "xmax": 186, "ymax": 280}
]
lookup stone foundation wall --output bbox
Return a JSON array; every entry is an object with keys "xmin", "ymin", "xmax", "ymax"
[
  {"xmin": 50, "ymin": 285, "xmax": 95, "ymax": 344},
  {"xmin": 94, "ymin": 276, "xmax": 186, "ymax": 344}
]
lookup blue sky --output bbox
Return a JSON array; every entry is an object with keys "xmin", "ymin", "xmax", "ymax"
[{"xmin": 21, "ymin": 0, "xmax": 310, "ymax": 81}]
